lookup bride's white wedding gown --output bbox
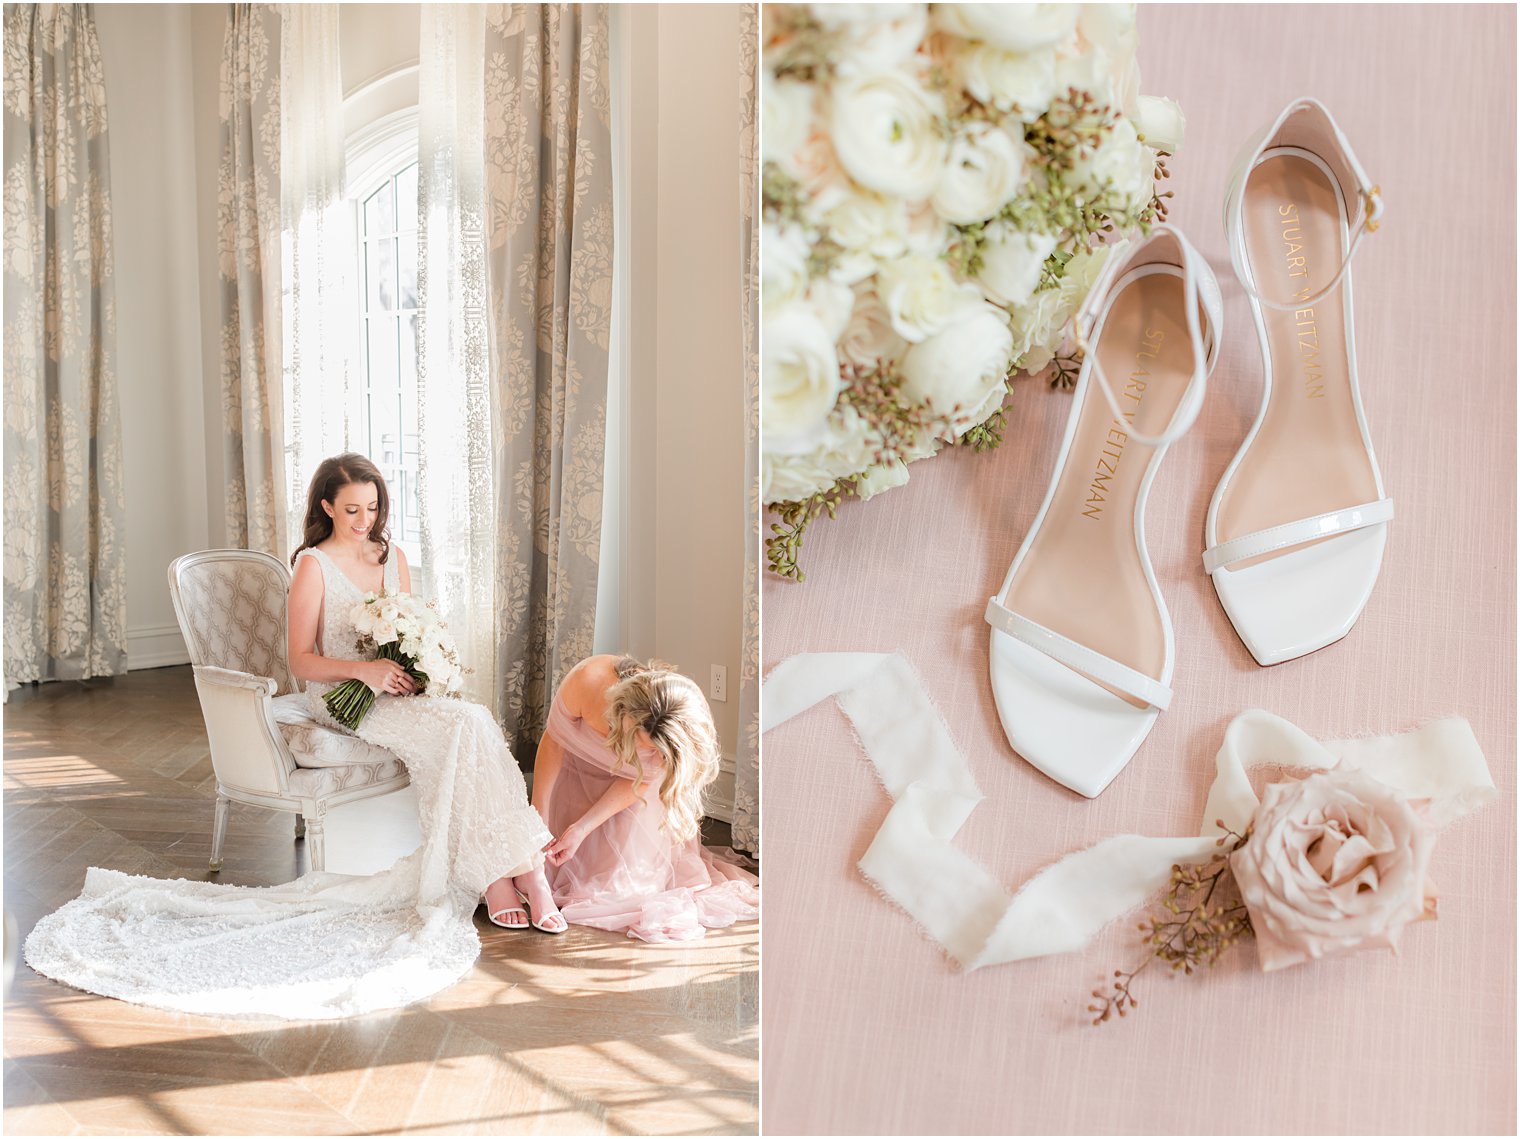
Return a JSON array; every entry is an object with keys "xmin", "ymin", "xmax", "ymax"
[{"xmin": 23, "ymin": 545, "xmax": 552, "ymax": 1020}]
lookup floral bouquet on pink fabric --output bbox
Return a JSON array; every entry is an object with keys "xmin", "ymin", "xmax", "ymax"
[
  {"xmin": 1093, "ymin": 766, "xmax": 1442, "ymax": 1023},
  {"xmin": 761, "ymin": 3, "xmax": 1187, "ymax": 580},
  {"xmin": 322, "ymin": 590, "xmax": 466, "ymax": 730}
]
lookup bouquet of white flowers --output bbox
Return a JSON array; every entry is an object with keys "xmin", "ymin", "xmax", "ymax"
[
  {"xmin": 762, "ymin": 3, "xmax": 1185, "ymax": 579},
  {"xmin": 322, "ymin": 589, "xmax": 466, "ymax": 729}
]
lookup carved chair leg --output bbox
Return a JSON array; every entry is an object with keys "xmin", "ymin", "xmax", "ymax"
[
  {"xmin": 209, "ymin": 793, "xmax": 230, "ymax": 871},
  {"xmin": 294, "ymin": 813, "xmax": 306, "ymax": 838},
  {"xmin": 305, "ymin": 814, "xmax": 326, "ymax": 874}
]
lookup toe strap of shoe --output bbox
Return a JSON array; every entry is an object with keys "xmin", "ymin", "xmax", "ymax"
[
  {"xmin": 985, "ymin": 597, "xmax": 1172, "ymax": 711},
  {"xmin": 1203, "ymin": 498, "xmax": 1394, "ymax": 574}
]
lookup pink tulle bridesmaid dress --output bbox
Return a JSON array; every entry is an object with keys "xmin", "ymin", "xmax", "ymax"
[{"xmin": 539, "ymin": 691, "xmax": 759, "ymax": 942}]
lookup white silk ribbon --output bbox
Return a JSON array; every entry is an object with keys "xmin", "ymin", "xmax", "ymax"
[{"xmin": 762, "ymin": 653, "xmax": 1495, "ymax": 972}]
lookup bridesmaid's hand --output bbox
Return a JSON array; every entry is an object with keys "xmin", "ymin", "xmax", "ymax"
[{"xmin": 545, "ymin": 822, "xmax": 588, "ymax": 867}]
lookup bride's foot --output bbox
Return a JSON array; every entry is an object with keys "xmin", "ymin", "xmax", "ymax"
[
  {"xmin": 482, "ymin": 877, "xmax": 528, "ymax": 930},
  {"xmin": 512, "ymin": 866, "xmax": 568, "ymax": 935}
]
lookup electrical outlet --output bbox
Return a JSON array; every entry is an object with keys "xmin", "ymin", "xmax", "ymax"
[{"xmin": 710, "ymin": 664, "xmax": 728, "ymax": 703}]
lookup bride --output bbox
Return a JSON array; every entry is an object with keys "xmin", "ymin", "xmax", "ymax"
[{"xmin": 23, "ymin": 454, "xmax": 564, "ymax": 1018}]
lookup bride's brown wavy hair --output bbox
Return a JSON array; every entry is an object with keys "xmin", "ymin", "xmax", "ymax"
[
  {"xmin": 290, "ymin": 453, "xmax": 392, "ymax": 567},
  {"xmin": 603, "ymin": 656, "xmax": 719, "ymax": 843}
]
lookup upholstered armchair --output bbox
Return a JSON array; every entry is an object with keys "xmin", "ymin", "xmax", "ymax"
[{"xmin": 167, "ymin": 549, "xmax": 410, "ymax": 874}]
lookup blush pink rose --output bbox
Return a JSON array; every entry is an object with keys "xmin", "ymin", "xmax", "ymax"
[{"xmin": 1230, "ymin": 769, "xmax": 1438, "ymax": 972}]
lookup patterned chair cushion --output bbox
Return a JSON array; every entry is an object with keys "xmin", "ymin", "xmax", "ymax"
[
  {"xmin": 285, "ymin": 756, "xmax": 408, "ymax": 798},
  {"xmin": 270, "ymin": 694, "xmax": 402, "ymax": 771}
]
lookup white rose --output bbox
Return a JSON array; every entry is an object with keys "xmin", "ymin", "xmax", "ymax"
[
  {"xmin": 932, "ymin": 4, "xmax": 1079, "ymax": 51},
  {"xmin": 1073, "ymin": 3, "xmax": 1139, "ymax": 115},
  {"xmin": 803, "ymin": 277, "xmax": 856, "ymax": 342},
  {"xmin": 1136, "ymin": 94, "xmax": 1185, "ymax": 156},
  {"xmin": 931, "ymin": 122, "xmax": 1027, "ymax": 225},
  {"xmin": 761, "ymin": 405, "xmax": 878, "ymax": 505},
  {"xmin": 762, "ymin": 303, "xmax": 844, "ymax": 455},
  {"xmin": 373, "ymin": 619, "xmax": 398, "ymax": 645},
  {"xmin": 904, "ymin": 201, "xmax": 952, "ymax": 259},
  {"xmin": 956, "ymin": 42, "xmax": 1059, "ymax": 119},
  {"xmin": 839, "ymin": 286, "xmax": 908, "ymax": 369},
  {"xmin": 762, "ymin": 74, "xmax": 817, "ymax": 169},
  {"xmin": 829, "ymin": 6, "xmax": 929, "ymax": 74},
  {"xmin": 1069, "ymin": 116, "xmax": 1153, "ymax": 214},
  {"xmin": 823, "ymin": 189, "xmax": 912, "ymax": 284},
  {"xmin": 976, "ymin": 223, "xmax": 1057, "ymax": 309},
  {"xmin": 874, "ymin": 254, "xmax": 984, "ymax": 342},
  {"xmin": 829, "ymin": 70, "xmax": 948, "ymax": 201},
  {"xmin": 785, "ymin": 131, "xmax": 853, "ymax": 219},
  {"xmin": 900, "ymin": 304, "xmax": 1015, "ymax": 433},
  {"xmin": 809, "ymin": 3, "xmax": 922, "ymax": 31},
  {"xmin": 762, "ymin": 222, "xmax": 810, "ymax": 312}
]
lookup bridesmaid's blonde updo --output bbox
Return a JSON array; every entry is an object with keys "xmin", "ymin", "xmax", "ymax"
[{"xmin": 604, "ymin": 656, "xmax": 719, "ymax": 842}]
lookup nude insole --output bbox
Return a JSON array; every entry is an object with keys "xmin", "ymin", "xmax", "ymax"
[
  {"xmin": 1002, "ymin": 268, "xmax": 1195, "ymax": 692},
  {"xmin": 1214, "ymin": 151, "xmax": 1379, "ymax": 564}
]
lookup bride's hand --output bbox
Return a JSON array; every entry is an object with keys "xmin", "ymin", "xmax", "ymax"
[
  {"xmin": 545, "ymin": 822, "xmax": 588, "ymax": 867},
  {"xmin": 355, "ymin": 658, "xmax": 418, "ymax": 697}
]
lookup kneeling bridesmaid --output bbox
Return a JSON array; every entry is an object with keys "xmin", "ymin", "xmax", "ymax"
[{"xmin": 533, "ymin": 655, "xmax": 759, "ymax": 942}]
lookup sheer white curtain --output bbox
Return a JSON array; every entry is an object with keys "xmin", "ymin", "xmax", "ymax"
[
  {"xmin": 415, "ymin": 4, "xmax": 497, "ymax": 708},
  {"xmin": 280, "ymin": 4, "xmax": 358, "ymax": 546}
]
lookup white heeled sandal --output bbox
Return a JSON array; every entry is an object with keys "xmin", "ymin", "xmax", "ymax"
[
  {"xmin": 986, "ymin": 226, "xmax": 1222, "ymax": 798},
  {"xmin": 1205, "ymin": 98, "xmax": 1390, "ymax": 665}
]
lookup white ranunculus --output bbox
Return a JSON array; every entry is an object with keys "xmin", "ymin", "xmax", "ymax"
[
  {"xmin": 838, "ymin": 286, "xmax": 909, "ymax": 369},
  {"xmin": 763, "ymin": 303, "xmax": 844, "ymax": 455},
  {"xmin": 823, "ymin": 189, "xmax": 912, "ymax": 284},
  {"xmin": 976, "ymin": 223, "xmax": 1058, "ymax": 309},
  {"xmin": 829, "ymin": 70, "xmax": 948, "ymax": 202},
  {"xmin": 874, "ymin": 254, "xmax": 985, "ymax": 342},
  {"xmin": 956, "ymin": 42, "xmax": 1059, "ymax": 119},
  {"xmin": 761, "ymin": 74, "xmax": 817, "ymax": 169},
  {"xmin": 831, "ymin": 6, "xmax": 929, "ymax": 73},
  {"xmin": 1069, "ymin": 116, "xmax": 1153, "ymax": 213},
  {"xmin": 932, "ymin": 3, "xmax": 1079, "ymax": 51},
  {"xmin": 931, "ymin": 122, "xmax": 1027, "ymax": 225},
  {"xmin": 900, "ymin": 304, "xmax": 1015, "ymax": 434},
  {"xmin": 1136, "ymin": 94, "xmax": 1185, "ymax": 155},
  {"xmin": 763, "ymin": 222, "xmax": 811, "ymax": 311},
  {"xmin": 785, "ymin": 132, "xmax": 853, "ymax": 219}
]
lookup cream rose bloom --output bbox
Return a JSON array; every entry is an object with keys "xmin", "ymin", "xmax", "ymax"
[
  {"xmin": 761, "ymin": 74, "xmax": 816, "ymax": 170},
  {"xmin": 874, "ymin": 254, "xmax": 984, "ymax": 343},
  {"xmin": 1009, "ymin": 243, "xmax": 1109, "ymax": 372},
  {"xmin": 932, "ymin": 3, "xmax": 1079, "ymax": 52},
  {"xmin": 762, "ymin": 303, "xmax": 843, "ymax": 455},
  {"xmin": 829, "ymin": 70, "xmax": 948, "ymax": 202},
  {"xmin": 828, "ymin": 5, "xmax": 929, "ymax": 73},
  {"xmin": 931, "ymin": 122, "xmax": 1027, "ymax": 225},
  {"xmin": 1136, "ymin": 94, "xmax": 1186, "ymax": 156},
  {"xmin": 762, "ymin": 221, "xmax": 811, "ymax": 311},
  {"xmin": 1231, "ymin": 769, "xmax": 1438, "ymax": 973},
  {"xmin": 900, "ymin": 303, "xmax": 1014, "ymax": 434},
  {"xmin": 956, "ymin": 42, "xmax": 1059, "ymax": 120},
  {"xmin": 761, "ymin": 403, "xmax": 878, "ymax": 505},
  {"xmin": 838, "ymin": 286, "xmax": 909, "ymax": 369},
  {"xmin": 823, "ymin": 188, "xmax": 913, "ymax": 285},
  {"xmin": 976, "ymin": 223, "xmax": 1058, "ymax": 309}
]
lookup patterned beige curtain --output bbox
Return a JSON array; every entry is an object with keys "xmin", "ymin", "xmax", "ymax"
[
  {"xmin": 1, "ymin": 4, "xmax": 127, "ymax": 692},
  {"xmin": 483, "ymin": 3, "xmax": 612, "ymax": 750},
  {"xmin": 733, "ymin": 3, "xmax": 760, "ymax": 853},
  {"xmin": 218, "ymin": 3, "xmax": 285, "ymax": 557}
]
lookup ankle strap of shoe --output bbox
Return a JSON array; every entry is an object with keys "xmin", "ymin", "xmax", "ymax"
[
  {"xmin": 1225, "ymin": 98, "xmax": 1383, "ymax": 314},
  {"xmin": 1068, "ymin": 224, "xmax": 1222, "ymax": 449}
]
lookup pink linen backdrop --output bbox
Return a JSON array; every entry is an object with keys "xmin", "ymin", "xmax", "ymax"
[{"xmin": 759, "ymin": 5, "xmax": 1516, "ymax": 1135}]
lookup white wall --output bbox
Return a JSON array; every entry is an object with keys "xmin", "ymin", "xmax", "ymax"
[{"xmin": 95, "ymin": 5, "xmax": 210, "ymax": 668}]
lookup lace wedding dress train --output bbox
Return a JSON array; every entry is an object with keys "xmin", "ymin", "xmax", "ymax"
[{"xmin": 23, "ymin": 546, "xmax": 551, "ymax": 1020}]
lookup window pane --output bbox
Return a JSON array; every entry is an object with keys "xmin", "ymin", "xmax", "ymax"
[
  {"xmin": 395, "ymin": 163, "xmax": 418, "ymax": 233},
  {"xmin": 367, "ymin": 315, "xmax": 401, "ymax": 463},
  {"xmin": 364, "ymin": 181, "xmax": 394, "ymax": 236},
  {"xmin": 367, "ymin": 238, "xmax": 396, "ymax": 312},
  {"xmin": 398, "ymin": 232, "xmax": 418, "ymax": 310}
]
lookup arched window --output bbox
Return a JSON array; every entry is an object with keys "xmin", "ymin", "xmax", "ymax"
[{"xmin": 346, "ymin": 108, "xmax": 421, "ymax": 552}]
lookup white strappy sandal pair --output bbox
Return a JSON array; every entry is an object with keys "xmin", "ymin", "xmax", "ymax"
[{"xmin": 987, "ymin": 98, "xmax": 1390, "ymax": 799}]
